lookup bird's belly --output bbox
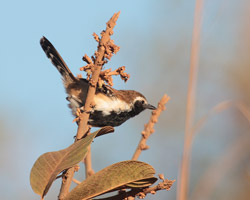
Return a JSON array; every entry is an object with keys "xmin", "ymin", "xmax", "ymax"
[{"xmin": 88, "ymin": 110, "xmax": 132, "ymax": 127}]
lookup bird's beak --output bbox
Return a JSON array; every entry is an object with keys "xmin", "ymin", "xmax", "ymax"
[{"xmin": 144, "ymin": 104, "xmax": 156, "ymax": 110}]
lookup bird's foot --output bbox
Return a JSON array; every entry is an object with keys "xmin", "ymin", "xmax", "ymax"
[{"xmin": 73, "ymin": 106, "xmax": 91, "ymax": 123}]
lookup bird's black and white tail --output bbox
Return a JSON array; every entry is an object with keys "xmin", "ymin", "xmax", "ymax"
[{"xmin": 40, "ymin": 36, "xmax": 77, "ymax": 84}]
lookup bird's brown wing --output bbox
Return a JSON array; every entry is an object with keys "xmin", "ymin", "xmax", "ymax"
[{"xmin": 96, "ymin": 84, "xmax": 117, "ymax": 97}]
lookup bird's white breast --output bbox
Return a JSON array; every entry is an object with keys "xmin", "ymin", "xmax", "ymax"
[{"xmin": 94, "ymin": 94, "xmax": 132, "ymax": 116}]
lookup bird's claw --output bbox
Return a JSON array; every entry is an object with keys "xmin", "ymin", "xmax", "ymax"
[{"xmin": 73, "ymin": 107, "xmax": 92, "ymax": 123}]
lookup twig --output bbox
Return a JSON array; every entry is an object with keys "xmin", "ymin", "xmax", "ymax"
[
  {"xmin": 77, "ymin": 12, "xmax": 121, "ymax": 139},
  {"xmin": 58, "ymin": 168, "xmax": 75, "ymax": 200},
  {"xmin": 72, "ymin": 178, "xmax": 81, "ymax": 185},
  {"xmin": 138, "ymin": 176, "xmax": 175, "ymax": 197},
  {"xmin": 132, "ymin": 94, "xmax": 170, "ymax": 161},
  {"xmin": 129, "ymin": 95, "xmax": 170, "ymax": 200},
  {"xmin": 177, "ymin": 1, "xmax": 204, "ymax": 200},
  {"xmin": 58, "ymin": 12, "xmax": 120, "ymax": 200},
  {"xmin": 81, "ymin": 62, "xmax": 129, "ymax": 87},
  {"xmin": 84, "ymin": 148, "xmax": 95, "ymax": 177},
  {"xmin": 82, "ymin": 11, "xmax": 120, "ymax": 181},
  {"xmin": 99, "ymin": 66, "xmax": 130, "ymax": 86}
]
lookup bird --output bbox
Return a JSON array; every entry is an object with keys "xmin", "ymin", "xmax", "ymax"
[{"xmin": 40, "ymin": 36, "xmax": 156, "ymax": 127}]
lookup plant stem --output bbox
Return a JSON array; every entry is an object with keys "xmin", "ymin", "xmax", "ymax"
[
  {"xmin": 177, "ymin": 1, "xmax": 204, "ymax": 200},
  {"xmin": 58, "ymin": 12, "xmax": 120, "ymax": 200},
  {"xmin": 132, "ymin": 94, "xmax": 170, "ymax": 160}
]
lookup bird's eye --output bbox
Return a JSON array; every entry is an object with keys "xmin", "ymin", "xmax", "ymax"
[{"xmin": 141, "ymin": 100, "xmax": 145, "ymax": 104}]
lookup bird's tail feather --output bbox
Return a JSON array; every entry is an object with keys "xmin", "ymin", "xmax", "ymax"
[{"xmin": 40, "ymin": 36, "xmax": 77, "ymax": 84}]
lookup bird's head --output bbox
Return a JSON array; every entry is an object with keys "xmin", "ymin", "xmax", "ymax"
[{"xmin": 132, "ymin": 95, "xmax": 156, "ymax": 115}]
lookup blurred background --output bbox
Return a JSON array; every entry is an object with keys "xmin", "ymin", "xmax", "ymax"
[{"xmin": 1, "ymin": 0, "xmax": 250, "ymax": 199}]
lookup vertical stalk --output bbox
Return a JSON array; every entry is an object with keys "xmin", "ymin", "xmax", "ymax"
[{"xmin": 177, "ymin": 1, "xmax": 204, "ymax": 200}]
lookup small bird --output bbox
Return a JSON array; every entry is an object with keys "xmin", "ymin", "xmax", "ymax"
[{"xmin": 40, "ymin": 36, "xmax": 156, "ymax": 127}]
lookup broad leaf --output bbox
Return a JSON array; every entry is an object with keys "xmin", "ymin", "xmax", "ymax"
[
  {"xmin": 125, "ymin": 177, "xmax": 158, "ymax": 188},
  {"xmin": 64, "ymin": 160, "xmax": 157, "ymax": 200},
  {"xmin": 30, "ymin": 126, "xmax": 114, "ymax": 197}
]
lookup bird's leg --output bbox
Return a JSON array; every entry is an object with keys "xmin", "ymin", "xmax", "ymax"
[
  {"xmin": 79, "ymin": 106, "xmax": 92, "ymax": 114},
  {"xmin": 72, "ymin": 108, "xmax": 81, "ymax": 123}
]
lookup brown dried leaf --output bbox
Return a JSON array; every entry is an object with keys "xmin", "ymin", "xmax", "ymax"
[
  {"xmin": 64, "ymin": 161, "xmax": 157, "ymax": 200},
  {"xmin": 30, "ymin": 127, "xmax": 113, "ymax": 198}
]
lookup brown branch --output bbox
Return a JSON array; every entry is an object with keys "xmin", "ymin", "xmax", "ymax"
[
  {"xmin": 81, "ymin": 63, "xmax": 129, "ymax": 87},
  {"xmin": 138, "ymin": 176, "xmax": 175, "ymax": 198},
  {"xmin": 82, "ymin": 11, "xmax": 120, "ymax": 181},
  {"xmin": 58, "ymin": 168, "xmax": 75, "ymax": 200},
  {"xmin": 58, "ymin": 12, "xmax": 120, "ymax": 200},
  {"xmin": 84, "ymin": 148, "xmax": 95, "ymax": 177},
  {"xmin": 132, "ymin": 94, "xmax": 170, "ymax": 160},
  {"xmin": 128, "ymin": 176, "xmax": 175, "ymax": 200},
  {"xmin": 130, "ymin": 178, "xmax": 175, "ymax": 199},
  {"xmin": 77, "ymin": 11, "xmax": 120, "ymax": 140}
]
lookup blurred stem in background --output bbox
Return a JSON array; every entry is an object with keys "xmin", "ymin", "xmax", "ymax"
[{"xmin": 177, "ymin": 0, "xmax": 204, "ymax": 200}]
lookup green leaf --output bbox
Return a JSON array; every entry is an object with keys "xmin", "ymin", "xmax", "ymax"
[
  {"xmin": 30, "ymin": 126, "xmax": 114, "ymax": 198},
  {"xmin": 64, "ymin": 160, "xmax": 157, "ymax": 200}
]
